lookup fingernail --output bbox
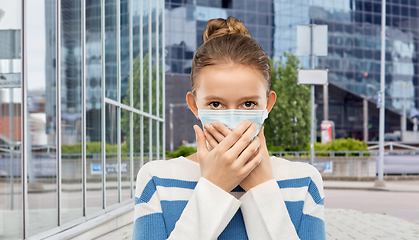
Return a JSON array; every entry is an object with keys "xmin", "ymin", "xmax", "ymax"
[
  {"xmin": 204, "ymin": 123, "xmax": 210, "ymax": 129},
  {"xmin": 213, "ymin": 122, "xmax": 218, "ymax": 128}
]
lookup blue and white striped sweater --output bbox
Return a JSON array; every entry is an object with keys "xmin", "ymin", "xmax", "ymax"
[{"xmin": 133, "ymin": 156, "xmax": 325, "ymax": 239}]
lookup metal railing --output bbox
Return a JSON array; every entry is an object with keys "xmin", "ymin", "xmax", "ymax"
[
  {"xmin": 269, "ymin": 150, "xmax": 372, "ymax": 157},
  {"xmin": 270, "ymin": 142, "xmax": 419, "ymax": 157}
]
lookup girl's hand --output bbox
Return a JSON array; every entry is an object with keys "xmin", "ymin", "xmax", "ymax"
[
  {"xmin": 194, "ymin": 121, "xmax": 263, "ymax": 193},
  {"xmin": 205, "ymin": 123, "xmax": 273, "ymax": 192}
]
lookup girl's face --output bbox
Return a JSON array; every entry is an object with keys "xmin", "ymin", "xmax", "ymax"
[{"xmin": 187, "ymin": 63, "xmax": 276, "ymax": 117}]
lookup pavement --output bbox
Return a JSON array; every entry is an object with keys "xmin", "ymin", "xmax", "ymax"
[
  {"xmin": 94, "ymin": 180, "xmax": 419, "ymax": 240},
  {"xmin": 323, "ymin": 180, "xmax": 419, "ymax": 192}
]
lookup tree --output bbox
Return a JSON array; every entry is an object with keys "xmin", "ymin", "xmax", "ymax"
[
  {"xmin": 121, "ymin": 53, "xmax": 161, "ymax": 154},
  {"xmin": 264, "ymin": 53, "xmax": 311, "ymax": 151}
]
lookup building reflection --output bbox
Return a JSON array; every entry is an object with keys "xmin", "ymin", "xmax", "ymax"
[{"xmin": 165, "ymin": 0, "xmax": 419, "ymax": 148}]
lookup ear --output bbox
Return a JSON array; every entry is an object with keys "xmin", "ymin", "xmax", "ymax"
[
  {"xmin": 266, "ymin": 90, "xmax": 277, "ymax": 113},
  {"xmin": 186, "ymin": 91, "xmax": 199, "ymax": 119}
]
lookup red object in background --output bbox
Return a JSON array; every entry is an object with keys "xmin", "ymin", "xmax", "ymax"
[{"xmin": 321, "ymin": 120, "xmax": 335, "ymax": 143}]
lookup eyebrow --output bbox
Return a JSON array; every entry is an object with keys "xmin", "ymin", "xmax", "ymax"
[
  {"xmin": 203, "ymin": 95, "xmax": 261, "ymax": 101},
  {"xmin": 237, "ymin": 95, "xmax": 262, "ymax": 101}
]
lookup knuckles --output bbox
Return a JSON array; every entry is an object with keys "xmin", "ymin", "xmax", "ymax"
[
  {"xmin": 223, "ymin": 152, "xmax": 235, "ymax": 163},
  {"xmin": 230, "ymin": 130, "xmax": 242, "ymax": 139}
]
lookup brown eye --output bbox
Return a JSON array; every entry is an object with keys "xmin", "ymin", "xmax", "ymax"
[
  {"xmin": 209, "ymin": 102, "xmax": 221, "ymax": 109},
  {"xmin": 243, "ymin": 101, "xmax": 256, "ymax": 109}
]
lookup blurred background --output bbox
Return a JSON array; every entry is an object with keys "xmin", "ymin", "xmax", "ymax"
[{"xmin": 1, "ymin": 0, "xmax": 418, "ymax": 239}]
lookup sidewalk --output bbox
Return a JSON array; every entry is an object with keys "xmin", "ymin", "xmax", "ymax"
[
  {"xmin": 325, "ymin": 208, "xmax": 419, "ymax": 240},
  {"xmin": 93, "ymin": 180, "xmax": 419, "ymax": 240},
  {"xmin": 94, "ymin": 208, "xmax": 419, "ymax": 240},
  {"xmin": 323, "ymin": 180, "xmax": 419, "ymax": 192}
]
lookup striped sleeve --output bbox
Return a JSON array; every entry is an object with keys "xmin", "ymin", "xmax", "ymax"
[
  {"xmin": 133, "ymin": 164, "xmax": 167, "ymax": 240},
  {"xmin": 239, "ymin": 179, "xmax": 300, "ymax": 240},
  {"xmin": 297, "ymin": 169, "xmax": 326, "ymax": 240},
  {"xmin": 239, "ymin": 166, "xmax": 325, "ymax": 240},
  {"xmin": 133, "ymin": 163, "xmax": 242, "ymax": 240}
]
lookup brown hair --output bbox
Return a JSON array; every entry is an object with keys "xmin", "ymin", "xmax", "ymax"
[{"xmin": 191, "ymin": 16, "xmax": 271, "ymax": 95}]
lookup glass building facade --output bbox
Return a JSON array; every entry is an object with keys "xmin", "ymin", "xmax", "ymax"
[
  {"xmin": 0, "ymin": 0, "xmax": 164, "ymax": 239},
  {"xmin": 165, "ymin": 0, "xmax": 419, "ymax": 148}
]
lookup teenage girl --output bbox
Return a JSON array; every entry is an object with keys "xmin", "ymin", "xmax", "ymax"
[{"xmin": 133, "ymin": 17, "xmax": 325, "ymax": 240}]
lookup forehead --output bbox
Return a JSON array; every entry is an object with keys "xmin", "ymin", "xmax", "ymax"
[{"xmin": 195, "ymin": 63, "xmax": 267, "ymax": 97}]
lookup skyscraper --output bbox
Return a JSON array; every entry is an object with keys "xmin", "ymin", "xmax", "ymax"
[{"xmin": 165, "ymin": 0, "xmax": 419, "ymax": 149}]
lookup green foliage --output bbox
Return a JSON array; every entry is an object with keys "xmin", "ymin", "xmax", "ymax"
[
  {"xmin": 305, "ymin": 138, "xmax": 368, "ymax": 151},
  {"xmin": 121, "ymin": 53, "xmax": 162, "ymax": 153},
  {"xmin": 267, "ymin": 144, "xmax": 285, "ymax": 152},
  {"xmin": 264, "ymin": 53, "xmax": 310, "ymax": 151},
  {"xmin": 61, "ymin": 142, "xmax": 83, "ymax": 155},
  {"xmin": 304, "ymin": 138, "xmax": 369, "ymax": 156},
  {"xmin": 166, "ymin": 146, "xmax": 197, "ymax": 158},
  {"xmin": 61, "ymin": 142, "xmax": 128, "ymax": 156}
]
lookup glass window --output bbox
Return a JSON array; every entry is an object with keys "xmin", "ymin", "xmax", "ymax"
[
  {"xmin": 246, "ymin": 13, "xmax": 257, "ymax": 24},
  {"xmin": 143, "ymin": 0, "xmax": 150, "ymax": 113},
  {"xmin": 32, "ymin": 0, "xmax": 59, "ymax": 228},
  {"xmin": 0, "ymin": 0, "xmax": 165, "ymax": 237},
  {"xmin": 133, "ymin": 0, "xmax": 141, "ymax": 111},
  {"xmin": 410, "ymin": 7, "xmax": 417, "ymax": 17},
  {"xmin": 105, "ymin": 0, "xmax": 118, "ymax": 101},
  {"xmin": 105, "ymin": 103, "xmax": 118, "ymax": 207},
  {"xmin": 159, "ymin": 0, "xmax": 164, "ymax": 119},
  {"xmin": 246, "ymin": 0, "xmax": 258, "ymax": 12},
  {"xmin": 121, "ymin": 109, "xmax": 131, "ymax": 201},
  {"xmin": 159, "ymin": 121, "xmax": 164, "ymax": 159},
  {"xmin": 152, "ymin": 0, "xmax": 157, "ymax": 116},
  {"xmin": 153, "ymin": 120, "xmax": 158, "ymax": 160},
  {"xmin": 143, "ymin": 117, "xmax": 150, "ymax": 164},
  {"xmin": 0, "ymin": 0, "xmax": 23, "ymax": 238},
  {"xmin": 86, "ymin": 0, "xmax": 103, "ymax": 216},
  {"xmin": 133, "ymin": 113, "xmax": 142, "ymax": 182},
  {"xmin": 60, "ymin": 0, "xmax": 83, "ymax": 226},
  {"xmin": 121, "ymin": 0, "xmax": 130, "ymax": 104},
  {"xmin": 392, "ymin": 4, "xmax": 400, "ymax": 15}
]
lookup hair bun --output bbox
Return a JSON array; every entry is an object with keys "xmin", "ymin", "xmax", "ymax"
[{"xmin": 202, "ymin": 17, "xmax": 251, "ymax": 43}]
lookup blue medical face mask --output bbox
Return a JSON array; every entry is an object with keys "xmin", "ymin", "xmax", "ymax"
[{"xmin": 197, "ymin": 109, "xmax": 269, "ymax": 139}]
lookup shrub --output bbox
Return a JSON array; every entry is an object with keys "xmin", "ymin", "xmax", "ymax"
[
  {"xmin": 166, "ymin": 146, "xmax": 197, "ymax": 158},
  {"xmin": 62, "ymin": 142, "xmax": 129, "ymax": 155},
  {"xmin": 304, "ymin": 138, "xmax": 368, "ymax": 156}
]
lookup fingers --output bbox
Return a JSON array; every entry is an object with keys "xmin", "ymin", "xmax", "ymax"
[
  {"xmin": 204, "ymin": 123, "xmax": 226, "ymax": 144},
  {"xmin": 216, "ymin": 120, "xmax": 252, "ymax": 152},
  {"xmin": 204, "ymin": 129, "xmax": 218, "ymax": 149},
  {"xmin": 241, "ymin": 146, "xmax": 264, "ymax": 175},
  {"xmin": 226, "ymin": 122, "xmax": 258, "ymax": 157},
  {"xmin": 212, "ymin": 122, "xmax": 231, "ymax": 138},
  {"xmin": 194, "ymin": 125, "xmax": 209, "ymax": 158},
  {"xmin": 236, "ymin": 136, "xmax": 261, "ymax": 164}
]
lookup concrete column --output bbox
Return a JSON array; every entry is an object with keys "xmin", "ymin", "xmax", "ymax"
[
  {"xmin": 363, "ymin": 99, "xmax": 368, "ymax": 141},
  {"xmin": 323, "ymin": 85, "xmax": 328, "ymax": 121}
]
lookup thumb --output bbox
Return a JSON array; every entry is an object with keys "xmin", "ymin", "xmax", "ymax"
[{"xmin": 258, "ymin": 126, "xmax": 267, "ymax": 148}]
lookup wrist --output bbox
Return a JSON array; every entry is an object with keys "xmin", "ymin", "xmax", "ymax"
[
  {"xmin": 241, "ymin": 176, "xmax": 273, "ymax": 192},
  {"xmin": 202, "ymin": 175, "xmax": 235, "ymax": 193}
]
